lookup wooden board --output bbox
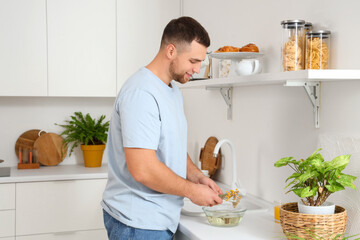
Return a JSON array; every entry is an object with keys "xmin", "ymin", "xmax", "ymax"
[
  {"xmin": 199, "ymin": 136, "xmax": 222, "ymax": 178},
  {"xmin": 15, "ymin": 129, "xmax": 46, "ymax": 158},
  {"xmin": 33, "ymin": 133, "xmax": 68, "ymax": 166}
]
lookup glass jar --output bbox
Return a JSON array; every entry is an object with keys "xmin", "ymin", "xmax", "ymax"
[
  {"xmin": 304, "ymin": 22, "xmax": 313, "ymax": 33},
  {"xmin": 306, "ymin": 30, "xmax": 331, "ymax": 69},
  {"xmin": 304, "ymin": 22, "xmax": 313, "ymax": 54},
  {"xmin": 281, "ymin": 20, "xmax": 305, "ymax": 71}
]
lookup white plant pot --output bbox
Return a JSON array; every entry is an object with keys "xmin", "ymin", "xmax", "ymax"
[{"xmin": 298, "ymin": 201, "xmax": 335, "ymax": 215}]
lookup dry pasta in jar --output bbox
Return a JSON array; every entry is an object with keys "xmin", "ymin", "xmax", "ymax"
[
  {"xmin": 306, "ymin": 30, "xmax": 331, "ymax": 69},
  {"xmin": 304, "ymin": 22, "xmax": 313, "ymax": 55},
  {"xmin": 281, "ymin": 20, "xmax": 306, "ymax": 71}
]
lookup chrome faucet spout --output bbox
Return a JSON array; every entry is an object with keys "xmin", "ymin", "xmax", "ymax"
[{"xmin": 213, "ymin": 139, "xmax": 237, "ymax": 190}]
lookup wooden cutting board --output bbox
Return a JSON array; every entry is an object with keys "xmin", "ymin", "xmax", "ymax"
[
  {"xmin": 33, "ymin": 133, "xmax": 68, "ymax": 166},
  {"xmin": 15, "ymin": 129, "xmax": 46, "ymax": 158},
  {"xmin": 199, "ymin": 136, "xmax": 222, "ymax": 178}
]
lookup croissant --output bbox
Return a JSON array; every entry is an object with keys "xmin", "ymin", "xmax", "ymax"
[
  {"xmin": 215, "ymin": 43, "xmax": 260, "ymax": 53},
  {"xmin": 239, "ymin": 43, "xmax": 259, "ymax": 52},
  {"xmin": 215, "ymin": 46, "xmax": 240, "ymax": 53}
]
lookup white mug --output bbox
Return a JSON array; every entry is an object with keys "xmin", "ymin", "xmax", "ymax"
[{"xmin": 230, "ymin": 59, "xmax": 262, "ymax": 76}]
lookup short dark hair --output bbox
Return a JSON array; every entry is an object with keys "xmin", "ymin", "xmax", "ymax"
[{"xmin": 160, "ymin": 16, "xmax": 210, "ymax": 49}]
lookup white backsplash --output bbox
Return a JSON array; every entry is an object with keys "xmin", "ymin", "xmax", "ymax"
[
  {"xmin": 0, "ymin": 97, "xmax": 114, "ymax": 167},
  {"xmin": 318, "ymin": 134, "xmax": 360, "ymax": 236}
]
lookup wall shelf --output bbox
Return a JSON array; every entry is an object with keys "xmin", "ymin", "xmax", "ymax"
[{"xmin": 179, "ymin": 70, "xmax": 360, "ymax": 128}]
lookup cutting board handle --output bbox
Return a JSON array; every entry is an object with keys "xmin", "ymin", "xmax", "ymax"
[{"xmin": 199, "ymin": 148, "xmax": 204, "ymax": 163}]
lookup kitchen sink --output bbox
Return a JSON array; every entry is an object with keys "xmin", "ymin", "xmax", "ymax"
[
  {"xmin": 0, "ymin": 167, "xmax": 11, "ymax": 177},
  {"xmin": 181, "ymin": 193, "xmax": 271, "ymax": 217}
]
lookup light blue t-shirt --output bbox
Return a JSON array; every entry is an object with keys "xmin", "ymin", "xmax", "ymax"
[{"xmin": 101, "ymin": 67, "xmax": 187, "ymax": 233}]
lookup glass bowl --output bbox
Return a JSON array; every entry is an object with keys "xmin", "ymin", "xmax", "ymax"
[{"xmin": 202, "ymin": 202, "xmax": 247, "ymax": 227}]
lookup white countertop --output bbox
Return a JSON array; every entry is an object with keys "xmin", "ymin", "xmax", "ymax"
[
  {"xmin": 177, "ymin": 182, "xmax": 285, "ymax": 240},
  {"xmin": 178, "ymin": 209, "xmax": 284, "ymax": 240},
  {"xmin": 1, "ymin": 164, "xmax": 285, "ymax": 239},
  {"xmin": 0, "ymin": 164, "xmax": 108, "ymax": 183}
]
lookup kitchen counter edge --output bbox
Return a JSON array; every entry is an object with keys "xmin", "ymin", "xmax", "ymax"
[{"xmin": 0, "ymin": 164, "xmax": 108, "ymax": 183}]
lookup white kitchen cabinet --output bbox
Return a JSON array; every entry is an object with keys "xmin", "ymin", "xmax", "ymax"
[
  {"xmin": 0, "ymin": 184, "xmax": 15, "ymax": 210},
  {"xmin": 116, "ymin": 0, "xmax": 181, "ymax": 92},
  {"xmin": 0, "ymin": 184, "xmax": 15, "ymax": 238},
  {"xmin": 0, "ymin": 210, "xmax": 15, "ymax": 238},
  {"xmin": 16, "ymin": 229, "xmax": 107, "ymax": 240},
  {"xmin": 0, "ymin": 0, "xmax": 47, "ymax": 96},
  {"xmin": 47, "ymin": 0, "xmax": 116, "ymax": 97},
  {"xmin": 16, "ymin": 179, "xmax": 107, "ymax": 236}
]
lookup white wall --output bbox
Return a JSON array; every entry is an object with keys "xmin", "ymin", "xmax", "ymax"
[
  {"xmin": 182, "ymin": 0, "xmax": 360, "ymax": 234},
  {"xmin": 0, "ymin": 97, "xmax": 114, "ymax": 166},
  {"xmin": 0, "ymin": 0, "xmax": 359, "ymax": 234}
]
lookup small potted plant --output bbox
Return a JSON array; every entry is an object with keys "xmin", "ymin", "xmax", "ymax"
[
  {"xmin": 56, "ymin": 112, "xmax": 109, "ymax": 167},
  {"xmin": 274, "ymin": 148, "xmax": 357, "ymax": 239}
]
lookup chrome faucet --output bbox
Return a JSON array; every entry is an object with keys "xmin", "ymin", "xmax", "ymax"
[{"xmin": 213, "ymin": 139, "xmax": 246, "ymax": 195}]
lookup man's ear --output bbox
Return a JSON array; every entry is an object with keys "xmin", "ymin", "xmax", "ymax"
[{"xmin": 165, "ymin": 44, "xmax": 177, "ymax": 59}]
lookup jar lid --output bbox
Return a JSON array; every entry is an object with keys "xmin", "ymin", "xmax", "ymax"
[
  {"xmin": 306, "ymin": 30, "xmax": 331, "ymax": 38},
  {"xmin": 281, "ymin": 19, "xmax": 305, "ymax": 27},
  {"xmin": 304, "ymin": 22, "xmax": 313, "ymax": 29}
]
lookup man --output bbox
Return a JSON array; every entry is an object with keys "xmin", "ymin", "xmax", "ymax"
[{"xmin": 101, "ymin": 16, "xmax": 223, "ymax": 240}]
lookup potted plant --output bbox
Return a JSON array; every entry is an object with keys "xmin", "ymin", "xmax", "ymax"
[
  {"xmin": 274, "ymin": 148, "xmax": 357, "ymax": 239},
  {"xmin": 56, "ymin": 112, "xmax": 109, "ymax": 167}
]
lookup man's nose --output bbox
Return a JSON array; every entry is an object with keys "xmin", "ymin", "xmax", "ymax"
[{"xmin": 193, "ymin": 62, "xmax": 201, "ymax": 74}]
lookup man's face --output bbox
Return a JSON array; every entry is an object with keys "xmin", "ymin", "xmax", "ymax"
[{"xmin": 169, "ymin": 40, "xmax": 207, "ymax": 84}]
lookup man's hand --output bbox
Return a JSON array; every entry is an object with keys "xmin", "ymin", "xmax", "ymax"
[
  {"xmin": 199, "ymin": 176, "xmax": 223, "ymax": 195},
  {"xmin": 187, "ymin": 183, "xmax": 223, "ymax": 207}
]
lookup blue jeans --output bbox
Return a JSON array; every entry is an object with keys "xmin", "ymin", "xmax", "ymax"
[{"xmin": 103, "ymin": 210, "xmax": 174, "ymax": 240}]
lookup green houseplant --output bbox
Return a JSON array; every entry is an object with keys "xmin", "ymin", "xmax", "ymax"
[
  {"xmin": 56, "ymin": 112, "xmax": 109, "ymax": 167},
  {"xmin": 274, "ymin": 148, "xmax": 357, "ymax": 239},
  {"xmin": 274, "ymin": 148, "xmax": 357, "ymax": 207}
]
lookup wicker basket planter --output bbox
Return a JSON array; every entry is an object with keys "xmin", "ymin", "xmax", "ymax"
[{"xmin": 280, "ymin": 202, "xmax": 347, "ymax": 240}]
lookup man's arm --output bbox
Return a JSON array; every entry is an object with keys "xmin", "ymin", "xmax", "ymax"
[
  {"xmin": 186, "ymin": 153, "xmax": 223, "ymax": 195},
  {"xmin": 125, "ymin": 148, "xmax": 222, "ymax": 206},
  {"xmin": 186, "ymin": 153, "xmax": 205, "ymax": 183}
]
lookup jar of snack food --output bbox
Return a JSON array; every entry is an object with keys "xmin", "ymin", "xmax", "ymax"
[
  {"xmin": 306, "ymin": 30, "xmax": 331, "ymax": 69},
  {"xmin": 304, "ymin": 22, "xmax": 313, "ymax": 33},
  {"xmin": 304, "ymin": 22, "xmax": 313, "ymax": 57},
  {"xmin": 281, "ymin": 20, "xmax": 305, "ymax": 71}
]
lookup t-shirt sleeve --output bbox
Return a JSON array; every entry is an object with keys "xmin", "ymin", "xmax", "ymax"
[{"xmin": 118, "ymin": 89, "xmax": 160, "ymax": 150}]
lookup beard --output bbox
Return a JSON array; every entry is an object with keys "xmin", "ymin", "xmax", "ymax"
[{"xmin": 169, "ymin": 60, "xmax": 189, "ymax": 84}]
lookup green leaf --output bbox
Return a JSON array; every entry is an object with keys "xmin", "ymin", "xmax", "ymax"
[
  {"xmin": 325, "ymin": 180, "xmax": 345, "ymax": 192},
  {"xmin": 285, "ymin": 179, "xmax": 298, "ymax": 190},
  {"xmin": 297, "ymin": 170, "xmax": 318, "ymax": 183},
  {"xmin": 293, "ymin": 186, "xmax": 317, "ymax": 198},
  {"xmin": 306, "ymin": 148, "xmax": 323, "ymax": 160},
  {"xmin": 310, "ymin": 158, "xmax": 325, "ymax": 173},
  {"xmin": 274, "ymin": 157, "xmax": 295, "ymax": 167},
  {"xmin": 292, "ymin": 188, "xmax": 303, "ymax": 198},
  {"xmin": 286, "ymin": 172, "xmax": 301, "ymax": 182},
  {"xmin": 337, "ymin": 173, "xmax": 357, "ymax": 190},
  {"xmin": 326, "ymin": 154, "xmax": 351, "ymax": 171}
]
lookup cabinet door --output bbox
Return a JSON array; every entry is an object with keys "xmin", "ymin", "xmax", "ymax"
[
  {"xmin": 116, "ymin": 0, "xmax": 181, "ymax": 92},
  {"xmin": 16, "ymin": 229, "xmax": 107, "ymax": 240},
  {"xmin": 0, "ymin": 0, "xmax": 47, "ymax": 96},
  {"xmin": 47, "ymin": 0, "xmax": 116, "ymax": 97},
  {"xmin": 0, "ymin": 183, "xmax": 15, "ymax": 210},
  {"xmin": 16, "ymin": 179, "xmax": 107, "ymax": 236},
  {"xmin": 0, "ymin": 210, "xmax": 15, "ymax": 238}
]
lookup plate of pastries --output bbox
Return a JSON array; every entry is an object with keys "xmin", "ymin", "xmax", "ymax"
[{"xmin": 209, "ymin": 43, "xmax": 263, "ymax": 59}]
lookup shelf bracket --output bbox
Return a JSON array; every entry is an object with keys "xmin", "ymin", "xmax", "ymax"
[
  {"xmin": 284, "ymin": 81, "xmax": 320, "ymax": 128},
  {"xmin": 206, "ymin": 86, "xmax": 233, "ymax": 120}
]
